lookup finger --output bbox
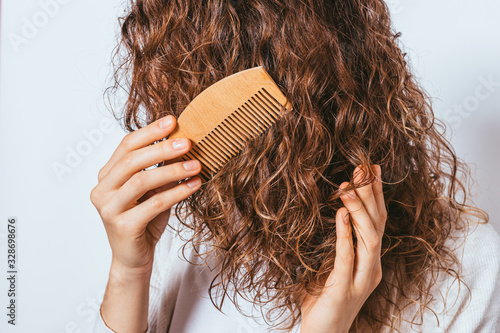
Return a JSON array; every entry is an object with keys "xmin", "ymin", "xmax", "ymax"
[
  {"xmin": 99, "ymin": 137, "xmax": 193, "ymax": 192},
  {"xmin": 324, "ymin": 208, "xmax": 354, "ymax": 292},
  {"xmin": 339, "ymin": 180, "xmax": 382, "ymax": 281},
  {"xmin": 339, "ymin": 181, "xmax": 379, "ymax": 251},
  {"xmin": 371, "ymin": 164, "xmax": 387, "ymax": 236},
  {"xmin": 120, "ymin": 176, "xmax": 202, "ymax": 230},
  {"xmin": 352, "ymin": 165, "xmax": 379, "ymax": 226},
  {"xmin": 98, "ymin": 115, "xmax": 176, "ymax": 182},
  {"xmin": 111, "ymin": 160, "xmax": 201, "ymax": 213},
  {"xmin": 142, "ymin": 182, "xmax": 176, "ymax": 243}
]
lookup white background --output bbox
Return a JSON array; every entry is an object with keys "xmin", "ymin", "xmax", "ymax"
[{"xmin": 0, "ymin": 0, "xmax": 499, "ymax": 332}]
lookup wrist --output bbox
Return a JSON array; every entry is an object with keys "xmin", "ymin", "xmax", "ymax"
[
  {"xmin": 109, "ymin": 257, "xmax": 154, "ymax": 282},
  {"xmin": 100, "ymin": 257, "xmax": 152, "ymax": 333}
]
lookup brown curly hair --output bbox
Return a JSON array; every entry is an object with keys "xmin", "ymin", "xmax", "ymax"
[{"xmin": 106, "ymin": 0, "xmax": 488, "ymax": 331}]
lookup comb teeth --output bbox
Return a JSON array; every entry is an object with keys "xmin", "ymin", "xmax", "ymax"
[
  {"xmin": 166, "ymin": 66, "xmax": 292, "ymax": 183},
  {"xmin": 179, "ymin": 87, "xmax": 285, "ymax": 181}
]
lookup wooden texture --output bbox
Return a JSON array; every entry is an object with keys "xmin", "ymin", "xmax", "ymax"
[{"xmin": 167, "ymin": 66, "xmax": 292, "ymax": 181}]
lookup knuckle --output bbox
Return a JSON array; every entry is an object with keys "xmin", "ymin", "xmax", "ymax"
[
  {"xmin": 114, "ymin": 218, "xmax": 129, "ymax": 231},
  {"xmin": 99, "ymin": 205, "xmax": 115, "ymax": 222},
  {"xmin": 120, "ymin": 134, "xmax": 133, "ymax": 150},
  {"xmin": 90, "ymin": 187, "xmax": 101, "ymax": 205},
  {"xmin": 159, "ymin": 140, "xmax": 171, "ymax": 153},
  {"xmin": 121, "ymin": 154, "xmax": 136, "ymax": 169},
  {"xmin": 150, "ymin": 196, "xmax": 166, "ymax": 210},
  {"xmin": 110, "ymin": 218, "xmax": 135, "ymax": 236},
  {"xmin": 129, "ymin": 173, "xmax": 145, "ymax": 189},
  {"xmin": 165, "ymin": 162, "xmax": 184, "ymax": 180},
  {"xmin": 97, "ymin": 168, "xmax": 106, "ymax": 182}
]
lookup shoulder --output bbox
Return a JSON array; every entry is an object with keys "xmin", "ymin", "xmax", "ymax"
[
  {"xmin": 457, "ymin": 221, "xmax": 500, "ymax": 255},
  {"xmin": 424, "ymin": 222, "xmax": 500, "ymax": 332},
  {"xmin": 449, "ymin": 222, "xmax": 500, "ymax": 284}
]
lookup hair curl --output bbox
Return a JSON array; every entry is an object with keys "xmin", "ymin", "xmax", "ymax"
[{"xmin": 106, "ymin": 0, "xmax": 488, "ymax": 331}]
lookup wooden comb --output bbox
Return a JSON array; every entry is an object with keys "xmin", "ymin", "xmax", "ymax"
[{"xmin": 166, "ymin": 66, "xmax": 292, "ymax": 182}]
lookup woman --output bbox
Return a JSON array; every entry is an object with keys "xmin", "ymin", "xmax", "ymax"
[{"xmin": 91, "ymin": 0, "xmax": 500, "ymax": 332}]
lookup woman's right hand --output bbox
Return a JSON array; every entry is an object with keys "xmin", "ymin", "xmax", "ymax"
[{"xmin": 90, "ymin": 115, "xmax": 202, "ymax": 274}]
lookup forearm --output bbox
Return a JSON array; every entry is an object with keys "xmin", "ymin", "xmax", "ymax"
[{"xmin": 100, "ymin": 258, "xmax": 153, "ymax": 333}]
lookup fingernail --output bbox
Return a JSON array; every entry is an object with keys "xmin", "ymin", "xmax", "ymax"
[
  {"xmin": 186, "ymin": 177, "xmax": 201, "ymax": 188},
  {"xmin": 183, "ymin": 160, "xmax": 199, "ymax": 171},
  {"xmin": 172, "ymin": 138, "xmax": 187, "ymax": 150},
  {"xmin": 159, "ymin": 116, "xmax": 173, "ymax": 129}
]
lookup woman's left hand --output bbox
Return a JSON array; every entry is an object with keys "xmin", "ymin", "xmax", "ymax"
[{"xmin": 300, "ymin": 164, "xmax": 387, "ymax": 333}]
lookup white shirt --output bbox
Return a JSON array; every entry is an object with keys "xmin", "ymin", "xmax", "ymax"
[{"xmin": 93, "ymin": 215, "xmax": 500, "ymax": 332}]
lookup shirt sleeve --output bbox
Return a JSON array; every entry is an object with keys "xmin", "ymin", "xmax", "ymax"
[
  {"xmin": 92, "ymin": 213, "xmax": 188, "ymax": 333},
  {"xmin": 418, "ymin": 222, "xmax": 500, "ymax": 332}
]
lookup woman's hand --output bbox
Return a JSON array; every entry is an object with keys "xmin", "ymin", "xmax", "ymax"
[
  {"xmin": 300, "ymin": 164, "xmax": 387, "ymax": 333},
  {"xmin": 90, "ymin": 115, "xmax": 203, "ymax": 274}
]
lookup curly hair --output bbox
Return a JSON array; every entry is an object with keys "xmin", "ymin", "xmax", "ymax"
[{"xmin": 106, "ymin": 0, "xmax": 488, "ymax": 331}]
